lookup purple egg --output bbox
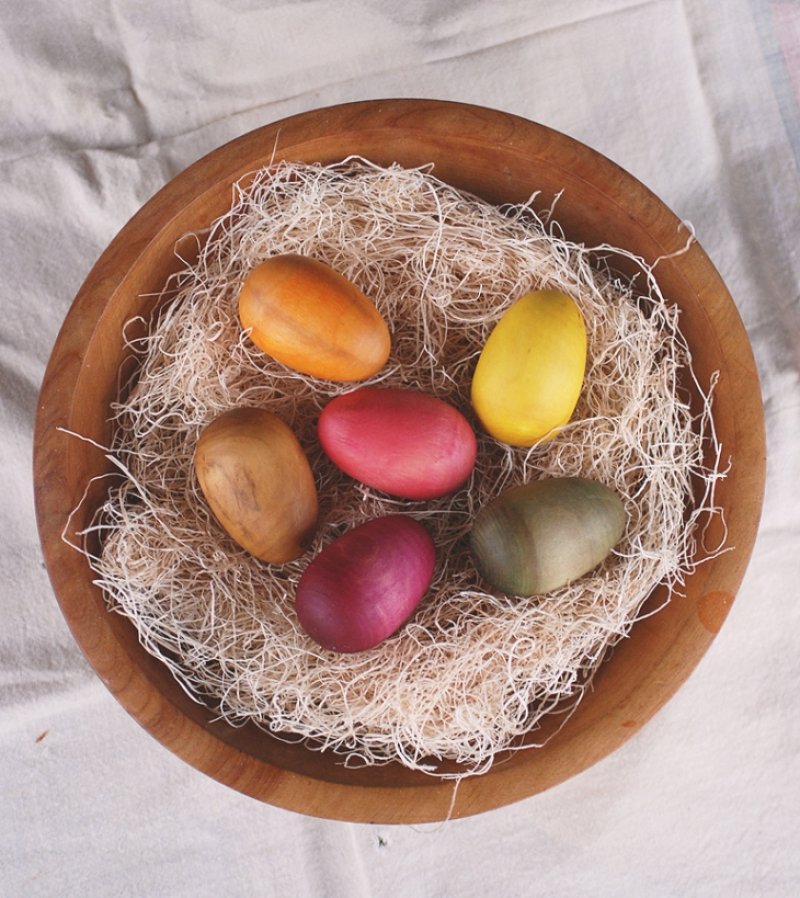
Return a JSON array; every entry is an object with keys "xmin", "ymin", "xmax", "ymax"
[{"xmin": 296, "ymin": 515, "xmax": 436, "ymax": 653}]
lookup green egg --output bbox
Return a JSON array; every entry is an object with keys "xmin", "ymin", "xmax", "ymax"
[{"xmin": 470, "ymin": 477, "xmax": 626, "ymax": 597}]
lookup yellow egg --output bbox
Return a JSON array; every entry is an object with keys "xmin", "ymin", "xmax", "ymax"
[{"xmin": 471, "ymin": 290, "xmax": 586, "ymax": 446}]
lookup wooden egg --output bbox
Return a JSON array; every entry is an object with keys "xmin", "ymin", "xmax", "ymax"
[
  {"xmin": 296, "ymin": 514, "xmax": 436, "ymax": 653},
  {"xmin": 194, "ymin": 407, "xmax": 318, "ymax": 563},
  {"xmin": 318, "ymin": 386, "xmax": 477, "ymax": 500},
  {"xmin": 238, "ymin": 253, "xmax": 391, "ymax": 381},
  {"xmin": 471, "ymin": 290, "xmax": 587, "ymax": 446},
  {"xmin": 470, "ymin": 477, "xmax": 626, "ymax": 596}
]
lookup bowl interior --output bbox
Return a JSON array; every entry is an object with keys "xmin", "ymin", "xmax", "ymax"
[{"xmin": 34, "ymin": 99, "xmax": 765, "ymax": 823}]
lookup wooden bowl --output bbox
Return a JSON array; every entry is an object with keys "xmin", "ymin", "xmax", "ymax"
[{"xmin": 34, "ymin": 99, "xmax": 765, "ymax": 823}]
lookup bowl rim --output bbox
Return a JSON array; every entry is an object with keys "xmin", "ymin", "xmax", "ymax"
[{"xmin": 33, "ymin": 97, "xmax": 766, "ymax": 823}]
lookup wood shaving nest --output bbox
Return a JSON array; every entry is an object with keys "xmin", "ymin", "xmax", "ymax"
[{"xmin": 68, "ymin": 158, "xmax": 727, "ymax": 777}]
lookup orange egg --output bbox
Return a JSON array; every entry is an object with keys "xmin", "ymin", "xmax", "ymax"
[{"xmin": 238, "ymin": 254, "xmax": 390, "ymax": 381}]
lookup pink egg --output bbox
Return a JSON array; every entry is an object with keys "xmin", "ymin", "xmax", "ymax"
[
  {"xmin": 295, "ymin": 515, "xmax": 436, "ymax": 653},
  {"xmin": 318, "ymin": 387, "xmax": 477, "ymax": 500}
]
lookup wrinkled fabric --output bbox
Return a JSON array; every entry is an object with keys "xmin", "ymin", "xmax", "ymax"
[{"xmin": 2, "ymin": 1, "xmax": 799, "ymax": 895}]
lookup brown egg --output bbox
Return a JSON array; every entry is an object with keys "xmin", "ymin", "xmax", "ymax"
[
  {"xmin": 238, "ymin": 254, "xmax": 390, "ymax": 381},
  {"xmin": 194, "ymin": 407, "xmax": 318, "ymax": 563}
]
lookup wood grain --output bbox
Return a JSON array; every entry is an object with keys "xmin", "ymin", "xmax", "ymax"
[{"xmin": 33, "ymin": 98, "xmax": 766, "ymax": 824}]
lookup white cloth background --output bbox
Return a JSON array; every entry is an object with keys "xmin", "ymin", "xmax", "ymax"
[{"xmin": 3, "ymin": 1, "xmax": 799, "ymax": 895}]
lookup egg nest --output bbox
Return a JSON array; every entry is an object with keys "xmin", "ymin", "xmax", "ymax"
[{"xmin": 75, "ymin": 158, "xmax": 726, "ymax": 776}]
